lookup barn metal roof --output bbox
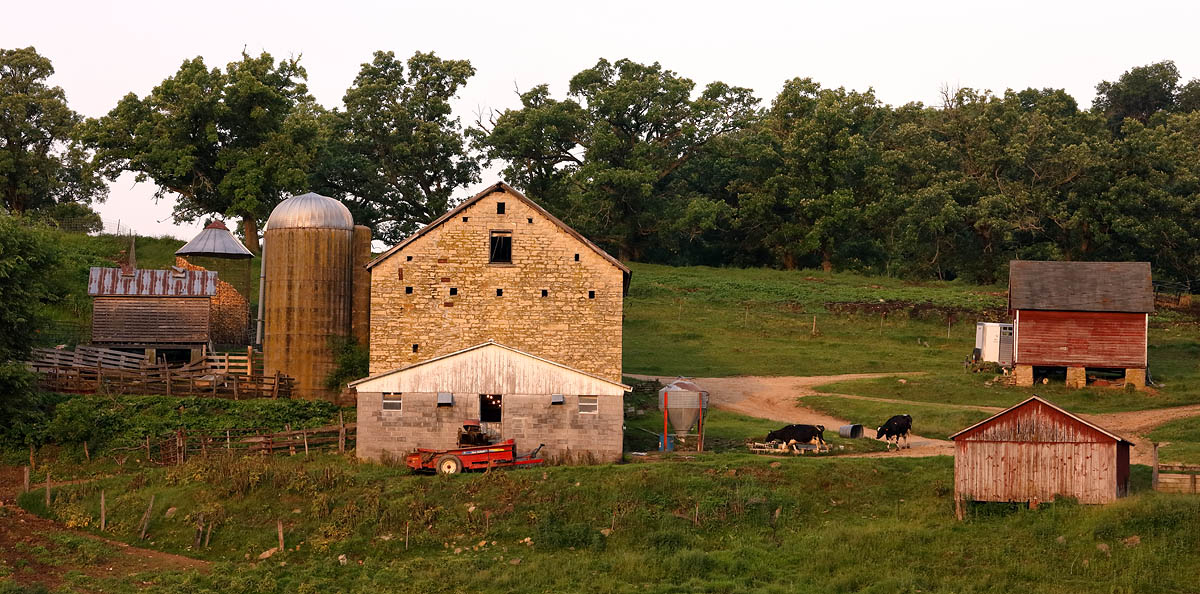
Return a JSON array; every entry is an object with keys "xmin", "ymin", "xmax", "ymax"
[
  {"xmin": 265, "ymin": 192, "xmax": 354, "ymax": 231},
  {"xmin": 949, "ymin": 396, "xmax": 1132, "ymax": 444},
  {"xmin": 88, "ymin": 267, "xmax": 217, "ymax": 297},
  {"xmin": 1008, "ymin": 260, "xmax": 1154, "ymax": 313},
  {"xmin": 175, "ymin": 220, "xmax": 254, "ymax": 259}
]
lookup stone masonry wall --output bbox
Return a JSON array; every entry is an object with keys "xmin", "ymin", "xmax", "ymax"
[
  {"xmin": 357, "ymin": 391, "xmax": 624, "ymax": 463},
  {"xmin": 369, "ymin": 188, "xmax": 625, "ymax": 382}
]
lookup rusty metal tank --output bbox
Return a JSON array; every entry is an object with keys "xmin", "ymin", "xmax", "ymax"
[{"xmin": 262, "ymin": 192, "xmax": 356, "ymax": 401}]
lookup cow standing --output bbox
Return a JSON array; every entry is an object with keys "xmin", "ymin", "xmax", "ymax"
[
  {"xmin": 876, "ymin": 414, "xmax": 912, "ymax": 450},
  {"xmin": 765, "ymin": 424, "xmax": 826, "ymax": 448}
]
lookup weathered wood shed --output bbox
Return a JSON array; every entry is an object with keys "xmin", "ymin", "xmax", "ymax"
[
  {"xmin": 350, "ymin": 340, "xmax": 629, "ymax": 464},
  {"xmin": 1009, "ymin": 260, "xmax": 1153, "ymax": 388},
  {"xmin": 87, "ymin": 266, "xmax": 217, "ymax": 357},
  {"xmin": 950, "ymin": 396, "xmax": 1132, "ymax": 518}
]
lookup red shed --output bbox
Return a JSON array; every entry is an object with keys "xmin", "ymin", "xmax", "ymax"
[
  {"xmin": 1008, "ymin": 260, "xmax": 1153, "ymax": 388},
  {"xmin": 951, "ymin": 396, "xmax": 1132, "ymax": 519}
]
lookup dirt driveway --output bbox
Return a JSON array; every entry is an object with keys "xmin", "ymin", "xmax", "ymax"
[
  {"xmin": 629, "ymin": 373, "xmax": 954, "ymax": 457},
  {"xmin": 0, "ymin": 466, "xmax": 207, "ymax": 589}
]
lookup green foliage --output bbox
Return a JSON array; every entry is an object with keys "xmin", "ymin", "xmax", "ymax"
[
  {"xmin": 0, "ymin": 47, "xmax": 107, "ymax": 213},
  {"xmin": 28, "ymin": 201, "xmax": 103, "ymax": 233},
  {"xmin": 324, "ymin": 336, "xmax": 369, "ymax": 391},
  {"xmin": 312, "ymin": 51, "xmax": 480, "ymax": 244},
  {"xmin": 82, "ymin": 51, "xmax": 321, "ymax": 252}
]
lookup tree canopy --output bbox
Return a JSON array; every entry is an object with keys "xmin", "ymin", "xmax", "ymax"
[{"xmin": 0, "ymin": 47, "xmax": 107, "ymax": 214}]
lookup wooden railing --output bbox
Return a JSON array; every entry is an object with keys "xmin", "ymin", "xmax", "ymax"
[
  {"xmin": 33, "ymin": 365, "xmax": 293, "ymax": 400},
  {"xmin": 1152, "ymin": 443, "xmax": 1200, "ymax": 494},
  {"xmin": 32, "ymin": 345, "xmax": 145, "ymax": 370},
  {"xmin": 182, "ymin": 348, "xmax": 263, "ymax": 376},
  {"xmin": 149, "ymin": 421, "xmax": 356, "ymax": 466}
]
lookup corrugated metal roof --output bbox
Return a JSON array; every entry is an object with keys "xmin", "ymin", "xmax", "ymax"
[
  {"xmin": 1008, "ymin": 260, "xmax": 1153, "ymax": 313},
  {"xmin": 88, "ymin": 267, "xmax": 217, "ymax": 297},
  {"xmin": 265, "ymin": 192, "xmax": 354, "ymax": 231},
  {"xmin": 175, "ymin": 220, "xmax": 254, "ymax": 259}
]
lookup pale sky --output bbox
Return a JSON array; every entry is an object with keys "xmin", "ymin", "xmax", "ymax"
[{"xmin": 5, "ymin": 0, "xmax": 1198, "ymax": 240}]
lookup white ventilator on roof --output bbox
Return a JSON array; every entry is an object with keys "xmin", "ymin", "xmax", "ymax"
[
  {"xmin": 265, "ymin": 192, "xmax": 354, "ymax": 231},
  {"xmin": 175, "ymin": 220, "xmax": 254, "ymax": 259},
  {"xmin": 658, "ymin": 378, "xmax": 709, "ymax": 439}
]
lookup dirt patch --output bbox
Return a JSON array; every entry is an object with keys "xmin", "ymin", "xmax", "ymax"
[
  {"xmin": 0, "ymin": 465, "xmax": 208, "ymax": 589},
  {"xmin": 628, "ymin": 373, "xmax": 953, "ymax": 458}
]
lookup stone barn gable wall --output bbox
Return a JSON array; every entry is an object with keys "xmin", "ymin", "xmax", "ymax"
[{"xmin": 368, "ymin": 188, "xmax": 625, "ymax": 382}]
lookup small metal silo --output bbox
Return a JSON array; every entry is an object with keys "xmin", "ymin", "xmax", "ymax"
[
  {"xmin": 176, "ymin": 220, "xmax": 255, "ymax": 345},
  {"xmin": 658, "ymin": 378, "xmax": 710, "ymax": 451},
  {"xmin": 261, "ymin": 192, "xmax": 357, "ymax": 401}
]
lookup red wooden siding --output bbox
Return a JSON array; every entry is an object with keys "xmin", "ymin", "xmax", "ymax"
[
  {"xmin": 1015, "ymin": 310, "xmax": 1146, "ymax": 368},
  {"xmin": 92, "ymin": 297, "xmax": 210, "ymax": 345},
  {"xmin": 953, "ymin": 397, "xmax": 1129, "ymax": 505}
]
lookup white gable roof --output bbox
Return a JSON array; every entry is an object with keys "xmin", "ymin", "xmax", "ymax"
[{"xmin": 349, "ymin": 341, "xmax": 629, "ymax": 396}]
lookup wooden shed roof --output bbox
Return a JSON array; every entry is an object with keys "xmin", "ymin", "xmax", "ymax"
[
  {"xmin": 348, "ymin": 340, "xmax": 631, "ymax": 394},
  {"xmin": 1008, "ymin": 260, "xmax": 1153, "ymax": 313},
  {"xmin": 949, "ymin": 396, "xmax": 1132, "ymax": 444},
  {"xmin": 366, "ymin": 181, "xmax": 630, "ymax": 281}
]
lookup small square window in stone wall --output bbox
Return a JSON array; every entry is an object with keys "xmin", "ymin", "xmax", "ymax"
[
  {"xmin": 496, "ymin": 288, "xmax": 504, "ymax": 297},
  {"xmin": 406, "ymin": 255, "xmax": 412, "ymax": 261},
  {"xmin": 497, "ymin": 202, "xmax": 506, "ymax": 214},
  {"xmin": 574, "ymin": 253, "xmax": 580, "ymax": 261},
  {"xmin": 405, "ymin": 286, "xmax": 413, "ymax": 294},
  {"xmin": 450, "ymin": 287, "xmax": 458, "ymax": 296},
  {"xmin": 541, "ymin": 289, "xmax": 548, "ymax": 297},
  {"xmin": 589, "ymin": 291, "xmax": 595, "ymax": 299},
  {"xmin": 412, "ymin": 344, "xmax": 419, "ymax": 353}
]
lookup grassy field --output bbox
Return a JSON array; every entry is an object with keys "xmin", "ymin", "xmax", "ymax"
[
  {"xmin": 14, "ymin": 452, "xmax": 1200, "ymax": 594},
  {"xmin": 1149, "ymin": 418, "xmax": 1200, "ymax": 464}
]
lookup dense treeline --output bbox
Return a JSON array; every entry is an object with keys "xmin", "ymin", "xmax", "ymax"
[{"xmin": 4, "ymin": 46, "xmax": 1200, "ymax": 281}]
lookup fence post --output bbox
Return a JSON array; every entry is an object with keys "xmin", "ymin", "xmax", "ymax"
[
  {"xmin": 277, "ymin": 520, "xmax": 285, "ymax": 552},
  {"xmin": 165, "ymin": 369, "xmax": 172, "ymax": 396},
  {"xmin": 22, "ymin": 466, "xmax": 29, "ymax": 494},
  {"xmin": 272, "ymin": 371, "xmax": 281, "ymax": 399},
  {"xmin": 338, "ymin": 411, "xmax": 346, "ymax": 454},
  {"xmin": 139, "ymin": 494, "xmax": 155, "ymax": 539},
  {"xmin": 1152, "ymin": 442, "xmax": 1160, "ymax": 491},
  {"xmin": 44, "ymin": 472, "xmax": 51, "ymax": 508},
  {"xmin": 226, "ymin": 430, "xmax": 231, "ymax": 451},
  {"xmin": 286, "ymin": 424, "xmax": 295, "ymax": 456},
  {"xmin": 232, "ymin": 375, "xmax": 240, "ymax": 400},
  {"xmin": 302, "ymin": 429, "xmax": 309, "ymax": 456},
  {"xmin": 100, "ymin": 490, "xmax": 106, "ymax": 531}
]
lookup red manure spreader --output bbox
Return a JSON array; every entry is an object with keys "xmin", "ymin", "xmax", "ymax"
[{"xmin": 405, "ymin": 420, "xmax": 544, "ymax": 474}]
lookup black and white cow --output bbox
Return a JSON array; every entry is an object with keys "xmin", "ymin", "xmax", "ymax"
[
  {"xmin": 876, "ymin": 414, "xmax": 912, "ymax": 449},
  {"xmin": 765, "ymin": 424, "xmax": 826, "ymax": 447}
]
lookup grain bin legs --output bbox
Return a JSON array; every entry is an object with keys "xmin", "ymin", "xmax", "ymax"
[
  {"xmin": 1066, "ymin": 367, "xmax": 1086, "ymax": 389},
  {"xmin": 1124, "ymin": 368, "xmax": 1146, "ymax": 389},
  {"xmin": 1014, "ymin": 365, "xmax": 1034, "ymax": 387}
]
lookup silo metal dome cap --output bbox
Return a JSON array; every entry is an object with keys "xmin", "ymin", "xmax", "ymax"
[{"xmin": 266, "ymin": 192, "xmax": 354, "ymax": 230}]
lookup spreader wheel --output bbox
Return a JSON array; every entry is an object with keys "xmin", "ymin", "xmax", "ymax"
[{"xmin": 435, "ymin": 454, "xmax": 463, "ymax": 475}]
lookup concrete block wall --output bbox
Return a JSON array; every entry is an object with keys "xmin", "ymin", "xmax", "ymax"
[
  {"xmin": 357, "ymin": 390, "xmax": 624, "ymax": 463},
  {"xmin": 368, "ymin": 189, "xmax": 625, "ymax": 383}
]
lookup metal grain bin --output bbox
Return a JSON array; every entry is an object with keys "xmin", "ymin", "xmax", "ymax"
[
  {"xmin": 262, "ymin": 192, "xmax": 357, "ymax": 401},
  {"xmin": 658, "ymin": 379, "xmax": 710, "ymax": 439}
]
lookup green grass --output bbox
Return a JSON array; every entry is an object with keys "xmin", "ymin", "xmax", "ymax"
[
  {"xmin": 1149, "ymin": 418, "xmax": 1200, "ymax": 464},
  {"xmin": 18, "ymin": 452, "xmax": 1200, "ymax": 594},
  {"xmin": 800, "ymin": 396, "xmax": 993, "ymax": 440},
  {"xmin": 623, "ymin": 407, "xmax": 890, "ymax": 455}
]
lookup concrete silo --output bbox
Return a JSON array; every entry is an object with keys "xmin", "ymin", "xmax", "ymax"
[{"xmin": 260, "ymin": 192, "xmax": 371, "ymax": 401}]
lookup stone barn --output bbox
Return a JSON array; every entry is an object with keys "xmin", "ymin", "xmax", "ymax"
[
  {"xmin": 950, "ymin": 396, "xmax": 1132, "ymax": 518},
  {"xmin": 351, "ymin": 341, "xmax": 629, "ymax": 463},
  {"xmin": 1008, "ymin": 260, "xmax": 1153, "ymax": 388},
  {"xmin": 365, "ymin": 181, "xmax": 629, "ymax": 383}
]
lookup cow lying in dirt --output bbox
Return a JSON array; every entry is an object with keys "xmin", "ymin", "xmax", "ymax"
[
  {"xmin": 877, "ymin": 414, "xmax": 912, "ymax": 450},
  {"xmin": 765, "ymin": 424, "xmax": 826, "ymax": 447}
]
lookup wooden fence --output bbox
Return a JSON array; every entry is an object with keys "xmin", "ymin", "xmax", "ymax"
[
  {"xmin": 1152, "ymin": 443, "xmax": 1200, "ymax": 494},
  {"xmin": 183, "ymin": 348, "xmax": 263, "ymax": 376},
  {"xmin": 146, "ymin": 421, "xmax": 356, "ymax": 466},
  {"xmin": 32, "ymin": 345, "xmax": 145, "ymax": 370},
  {"xmin": 33, "ymin": 365, "xmax": 293, "ymax": 399}
]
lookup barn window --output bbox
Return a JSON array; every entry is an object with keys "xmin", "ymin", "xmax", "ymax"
[
  {"xmin": 406, "ymin": 255, "xmax": 412, "ymax": 261},
  {"xmin": 449, "ymin": 287, "xmax": 458, "ymax": 296},
  {"xmin": 551, "ymin": 394, "xmax": 564, "ymax": 405},
  {"xmin": 489, "ymin": 231, "xmax": 512, "ymax": 263},
  {"xmin": 496, "ymin": 288, "xmax": 503, "ymax": 297},
  {"xmin": 574, "ymin": 253, "xmax": 580, "ymax": 262},
  {"xmin": 412, "ymin": 344, "xmax": 419, "ymax": 353},
  {"xmin": 437, "ymin": 392, "xmax": 454, "ymax": 407},
  {"xmin": 382, "ymin": 393, "xmax": 403, "ymax": 412},
  {"xmin": 541, "ymin": 289, "xmax": 548, "ymax": 297},
  {"xmin": 588, "ymin": 291, "xmax": 595, "ymax": 299},
  {"xmin": 578, "ymin": 396, "xmax": 598, "ymax": 414},
  {"xmin": 462, "ymin": 216, "xmax": 469, "ymax": 222},
  {"xmin": 527, "ymin": 217, "xmax": 533, "ymax": 224},
  {"xmin": 480, "ymin": 394, "xmax": 502, "ymax": 422},
  {"xmin": 405, "ymin": 286, "xmax": 413, "ymax": 294},
  {"xmin": 497, "ymin": 202, "xmax": 506, "ymax": 214}
]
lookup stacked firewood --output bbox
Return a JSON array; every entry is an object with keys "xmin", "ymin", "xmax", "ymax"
[{"xmin": 175, "ymin": 257, "xmax": 250, "ymax": 344}]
